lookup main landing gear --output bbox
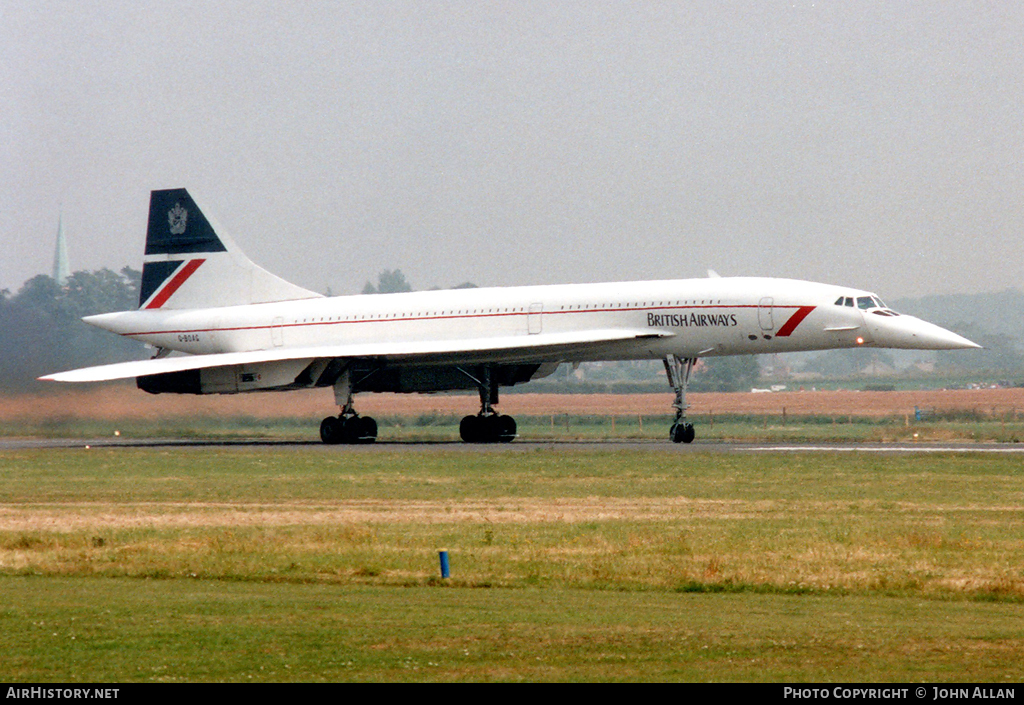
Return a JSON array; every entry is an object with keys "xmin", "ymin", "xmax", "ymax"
[
  {"xmin": 665, "ymin": 354, "xmax": 696, "ymax": 444},
  {"xmin": 458, "ymin": 366, "xmax": 517, "ymax": 443},
  {"xmin": 321, "ymin": 369, "xmax": 378, "ymax": 445}
]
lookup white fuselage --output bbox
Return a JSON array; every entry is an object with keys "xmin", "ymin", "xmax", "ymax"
[{"xmin": 86, "ymin": 276, "xmax": 970, "ymax": 366}]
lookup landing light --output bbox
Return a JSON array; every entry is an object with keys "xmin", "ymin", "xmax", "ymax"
[{"xmin": 856, "ymin": 337, "xmax": 865, "ymax": 345}]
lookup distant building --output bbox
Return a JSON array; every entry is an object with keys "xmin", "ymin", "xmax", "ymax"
[{"xmin": 52, "ymin": 214, "xmax": 70, "ymax": 284}]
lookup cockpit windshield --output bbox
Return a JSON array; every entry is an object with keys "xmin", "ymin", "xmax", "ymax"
[{"xmin": 833, "ymin": 294, "xmax": 898, "ymax": 316}]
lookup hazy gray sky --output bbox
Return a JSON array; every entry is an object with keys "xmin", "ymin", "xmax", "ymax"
[{"xmin": 3, "ymin": 2, "xmax": 1022, "ymax": 299}]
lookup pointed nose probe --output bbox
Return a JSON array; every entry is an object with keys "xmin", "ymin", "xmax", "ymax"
[{"xmin": 869, "ymin": 314, "xmax": 981, "ymax": 350}]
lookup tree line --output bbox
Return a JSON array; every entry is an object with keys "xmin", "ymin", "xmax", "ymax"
[{"xmin": 0, "ymin": 268, "xmax": 146, "ymax": 392}]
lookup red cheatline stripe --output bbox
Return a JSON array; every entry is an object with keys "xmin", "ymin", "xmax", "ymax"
[
  {"xmin": 144, "ymin": 259, "xmax": 206, "ymax": 309},
  {"xmin": 775, "ymin": 305, "xmax": 816, "ymax": 337}
]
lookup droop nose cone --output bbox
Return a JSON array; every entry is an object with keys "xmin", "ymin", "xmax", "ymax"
[{"xmin": 867, "ymin": 313, "xmax": 981, "ymax": 350}]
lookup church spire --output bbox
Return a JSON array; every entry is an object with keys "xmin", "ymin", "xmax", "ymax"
[{"xmin": 52, "ymin": 213, "xmax": 70, "ymax": 284}]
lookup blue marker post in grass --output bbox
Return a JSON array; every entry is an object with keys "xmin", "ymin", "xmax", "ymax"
[{"xmin": 438, "ymin": 550, "xmax": 450, "ymax": 579}]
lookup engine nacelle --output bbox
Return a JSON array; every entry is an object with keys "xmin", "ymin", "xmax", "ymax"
[{"xmin": 137, "ymin": 358, "xmax": 312, "ymax": 394}]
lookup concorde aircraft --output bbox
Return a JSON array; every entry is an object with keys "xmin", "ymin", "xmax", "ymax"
[{"xmin": 41, "ymin": 189, "xmax": 979, "ymax": 444}]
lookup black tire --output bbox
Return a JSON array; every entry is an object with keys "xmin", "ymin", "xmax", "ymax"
[
  {"xmin": 460, "ymin": 415, "xmax": 481, "ymax": 443},
  {"xmin": 497, "ymin": 415, "xmax": 517, "ymax": 443},
  {"xmin": 671, "ymin": 422, "xmax": 695, "ymax": 444},
  {"xmin": 355, "ymin": 416, "xmax": 377, "ymax": 444},
  {"xmin": 320, "ymin": 416, "xmax": 343, "ymax": 444},
  {"xmin": 461, "ymin": 414, "xmax": 517, "ymax": 443},
  {"xmin": 478, "ymin": 415, "xmax": 495, "ymax": 443}
]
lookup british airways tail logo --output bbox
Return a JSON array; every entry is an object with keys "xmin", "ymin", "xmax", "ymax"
[{"xmin": 168, "ymin": 204, "xmax": 188, "ymax": 235}]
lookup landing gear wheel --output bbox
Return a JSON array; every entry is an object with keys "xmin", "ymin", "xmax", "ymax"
[
  {"xmin": 320, "ymin": 416, "xmax": 344, "ymax": 444},
  {"xmin": 364, "ymin": 416, "xmax": 379, "ymax": 443},
  {"xmin": 351, "ymin": 415, "xmax": 378, "ymax": 444},
  {"xmin": 496, "ymin": 415, "xmax": 517, "ymax": 443},
  {"xmin": 460, "ymin": 414, "xmax": 517, "ymax": 443},
  {"xmin": 460, "ymin": 415, "xmax": 483, "ymax": 443},
  {"xmin": 320, "ymin": 414, "xmax": 377, "ymax": 445},
  {"xmin": 670, "ymin": 422, "xmax": 695, "ymax": 444}
]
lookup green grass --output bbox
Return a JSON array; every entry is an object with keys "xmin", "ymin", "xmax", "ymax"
[
  {"xmin": 1, "ymin": 447, "xmax": 1024, "ymax": 681},
  {"xmin": 1, "ymin": 578, "xmax": 1022, "ymax": 682}
]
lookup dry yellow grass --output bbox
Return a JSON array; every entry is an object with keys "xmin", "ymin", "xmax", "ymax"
[
  {"xmin": 6, "ymin": 383, "xmax": 1024, "ymax": 421},
  {"xmin": 0, "ymin": 497, "xmax": 798, "ymax": 532}
]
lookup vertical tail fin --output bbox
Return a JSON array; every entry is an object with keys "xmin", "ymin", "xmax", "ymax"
[{"xmin": 139, "ymin": 189, "xmax": 322, "ymax": 309}]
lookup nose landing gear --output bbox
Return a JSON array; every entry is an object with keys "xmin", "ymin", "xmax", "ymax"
[{"xmin": 665, "ymin": 355, "xmax": 696, "ymax": 444}]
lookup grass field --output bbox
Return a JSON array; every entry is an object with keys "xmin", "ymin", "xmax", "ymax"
[
  {"xmin": 2, "ymin": 578, "xmax": 1021, "ymax": 682},
  {"xmin": 1, "ymin": 445, "xmax": 1023, "ymax": 681}
]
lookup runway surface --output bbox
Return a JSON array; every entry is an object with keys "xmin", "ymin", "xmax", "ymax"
[{"xmin": 3, "ymin": 437, "xmax": 1024, "ymax": 453}]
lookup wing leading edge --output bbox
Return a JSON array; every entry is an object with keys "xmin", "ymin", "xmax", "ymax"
[{"xmin": 40, "ymin": 329, "xmax": 671, "ymax": 383}]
